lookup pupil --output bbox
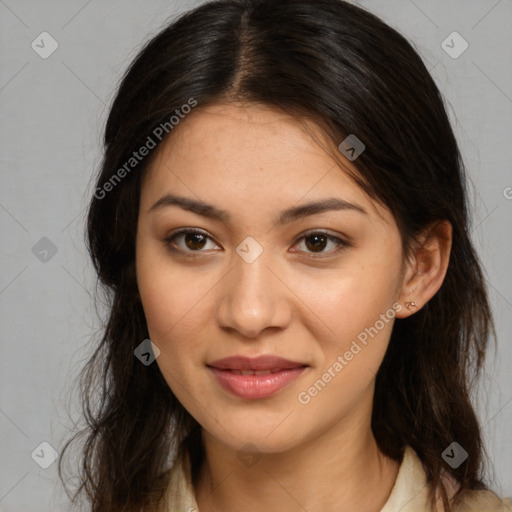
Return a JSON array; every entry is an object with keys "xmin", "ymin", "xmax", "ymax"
[
  {"xmin": 185, "ymin": 233, "xmax": 207, "ymax": 250},
  {"xmin": 306, "ymin": 234, "xmax": 327, "ymax": 252}
]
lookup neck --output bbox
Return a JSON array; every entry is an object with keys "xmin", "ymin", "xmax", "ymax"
[{"xmin": 193, "ymin": 408, "xmax": 401, "ymax": 512}]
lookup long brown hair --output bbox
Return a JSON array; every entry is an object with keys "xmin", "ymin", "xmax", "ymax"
[{"xmin": 58, "ymin": 1, "xmax": 495, "ymax": 510}]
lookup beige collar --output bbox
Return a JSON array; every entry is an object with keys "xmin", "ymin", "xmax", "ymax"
[{"xmin": 163, "ymin": 445, "xmax": 511, "ymax": 512}]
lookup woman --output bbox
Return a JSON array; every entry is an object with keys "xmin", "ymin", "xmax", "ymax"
[{"xmin": 59, "ymin": 0, "xmax": 512, "ymax": 511}]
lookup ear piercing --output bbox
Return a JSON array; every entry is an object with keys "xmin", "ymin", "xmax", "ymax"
[{"xmin": 404, "ymin": 301, "xmax": 417, "ymax": 309}]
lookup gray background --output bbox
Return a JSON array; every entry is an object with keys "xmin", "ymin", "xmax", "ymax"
[{"xmin": 0, "ymin": 0, "xmax": 511, "ymax": 510}]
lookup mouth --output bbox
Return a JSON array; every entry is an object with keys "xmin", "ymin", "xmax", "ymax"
[
  {"xmin": 206, "ymin": 355, "xmax": 309, "ymax": 399},
  {"xmin": 217, "ymin": 368, "xmax": 303, "ymax": 375},
  {"xmin": 207, "ymin": 354, "xmax": 308, "ymax": 371}
]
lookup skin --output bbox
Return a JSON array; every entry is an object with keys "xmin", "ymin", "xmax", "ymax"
[{"xmin": 135, "ymin": 102, "xmax": 452, "ymax": 512}]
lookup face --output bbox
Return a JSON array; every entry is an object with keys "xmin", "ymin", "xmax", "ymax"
[{"xmin": 135, "ymin": 102, "xmax": 408, "ymax": 454}]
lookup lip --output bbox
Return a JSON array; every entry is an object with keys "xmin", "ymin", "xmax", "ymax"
[
  {"xmin": 207, "ymin": 355, "xmax": 309, "ymax": 399},
  {"xmin": 208, "ymin": 355, "xmax": 306, "ymax": 371}
]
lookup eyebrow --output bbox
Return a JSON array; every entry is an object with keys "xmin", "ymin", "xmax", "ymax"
[{"xmin": 148, "ymin": 193, "xmax": 367, "ymax": 224}]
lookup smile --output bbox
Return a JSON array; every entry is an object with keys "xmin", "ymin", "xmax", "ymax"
[{"xmin": 207, "ymin": 355, "xmax": 309, "ymax": 399}]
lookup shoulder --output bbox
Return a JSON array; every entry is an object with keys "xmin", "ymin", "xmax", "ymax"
[
  {"xmin": 163, "ymin": 446, "xmax": 199, "ymax": 511},
  {"xmin": 438, "ymin": 460, "xmax": 512, "ymax": 511},
  {"xmin": 386, "ymin": 446, "xmax": 511, "ymax": 512},
  {"xmin": 449, "ymin": 488, "xmax": 512, "ymax": 511}
]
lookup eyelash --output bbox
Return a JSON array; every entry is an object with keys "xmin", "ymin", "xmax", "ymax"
[{"xmin": 163, "ymin": 228, "xmax": 351, "ymax": 258}]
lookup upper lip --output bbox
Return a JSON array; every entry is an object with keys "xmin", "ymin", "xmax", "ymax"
[{"xmin": 207, "ymin": 355, "xmax": 307, "ymax": 371}]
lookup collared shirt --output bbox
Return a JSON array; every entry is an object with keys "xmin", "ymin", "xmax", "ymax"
[{"xmin": 163, "ymin": 445, "xmax": 512, "ymax": 511}]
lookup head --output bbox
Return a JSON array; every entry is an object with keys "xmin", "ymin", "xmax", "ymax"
[
  {"xmin": 135, "ymin": 99, "xmax": 450, "ymax": 453},
  {"xmin": 60, "ymin": 1, "xmax": 494, "ymax": 511}
]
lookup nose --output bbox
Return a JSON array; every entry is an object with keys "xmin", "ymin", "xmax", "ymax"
[{"xmin": 215, "ymin": 247, "xmax": 293, "ymax": 339}]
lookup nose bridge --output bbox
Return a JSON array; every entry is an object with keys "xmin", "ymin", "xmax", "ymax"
[{"xmin": 216, "ymin": 239, "xmax": 290, "ymax": 337}]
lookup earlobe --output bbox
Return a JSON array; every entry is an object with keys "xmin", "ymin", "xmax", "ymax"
[{"xmin": 395, "ymin": 220, "xmax": 453, "ymax": 319}]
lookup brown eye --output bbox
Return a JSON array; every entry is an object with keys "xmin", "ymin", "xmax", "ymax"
[
  {"xmin": 183, "ymin": 232, "xmax": 207, "ymax": 250},
  {"xmin": 164, "ymin": 229, "xmax": 218, "ymax": 252},
  {"xmin": 304, "ymin": 233, "xmax": 329, "ymax": 252},
  {"xmin": 293, "ymin": 231, "xmax": 350, "ymax": 257}
]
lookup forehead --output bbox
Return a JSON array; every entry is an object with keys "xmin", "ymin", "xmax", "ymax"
[{"xmin": 141, "ymin": 102, "xmax": 387, "ymax": 223}]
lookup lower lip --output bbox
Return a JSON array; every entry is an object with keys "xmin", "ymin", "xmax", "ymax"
[{"xmin": 208, "ymin": 366, "xmax": 307, "ymax": 399}]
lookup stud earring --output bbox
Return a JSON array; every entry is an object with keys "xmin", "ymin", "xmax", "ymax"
[{"xmin": 404, "ymin": 301, "xmax": 417, "ymax": 309}]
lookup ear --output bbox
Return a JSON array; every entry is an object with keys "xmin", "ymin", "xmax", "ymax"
[{"xmin": 395, "ymin": 219, "xmax": 453, "ymax": 319}]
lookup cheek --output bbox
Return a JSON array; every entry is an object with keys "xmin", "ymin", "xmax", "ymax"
[
  {"xmin": 136, "ymin": 257, "xmax": 211, "ymax": 400},
  {"xmin": 296, "ymin": 295, "xmax": 395, "ymax": 420},
  {"xmin": 293, "ymin": 257, "xmax": 400, "ymax": 340},
  {"xmin": 292, "ymin": 252, "xmax": 401, "ymax": 402},
  {"xmin": 136, "ymin": 242, "xmax": 213, "ymax": 341}
]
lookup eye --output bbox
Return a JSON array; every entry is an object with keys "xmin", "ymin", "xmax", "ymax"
[
  {"xmin": 292, "ymin": 230, "xmax": 351, "ymax": 257},
  {"xmin": 163, "ymin": 228, "xmax": 351, "ymax": 257},
  {"xmin": 164, "ymin": 228, "xmax": 219, "ymax": 253}
]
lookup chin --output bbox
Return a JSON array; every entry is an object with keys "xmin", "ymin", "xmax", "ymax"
[{"xmin": 199, "ymin": 412, "xmax": 307, "ymax": 454}]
